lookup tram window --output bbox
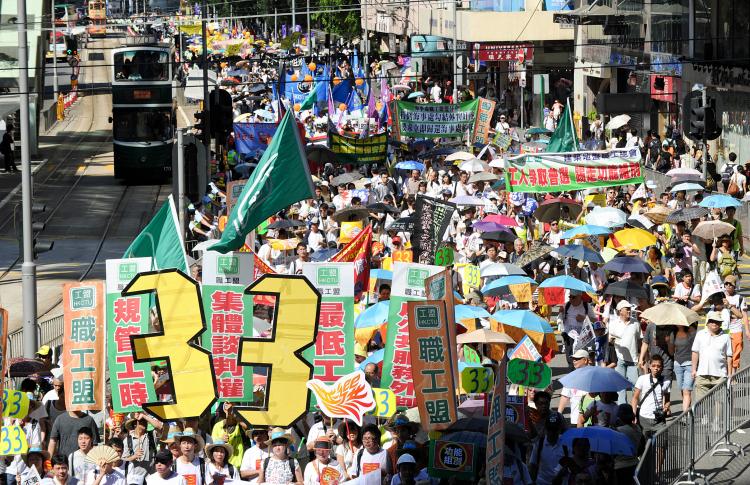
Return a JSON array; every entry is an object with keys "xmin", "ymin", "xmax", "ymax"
[
  {"xmin": 114, "ymin": 50, "xmax": 169, "ymax": 81},
  {"xmin": 113, "ymin": 110, "xmax": 173, "ymax": 142}
]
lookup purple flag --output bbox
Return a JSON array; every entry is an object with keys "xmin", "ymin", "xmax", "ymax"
[{"xmin": 367, "ymin": 85, "xmax": 377, "ymax": 119}]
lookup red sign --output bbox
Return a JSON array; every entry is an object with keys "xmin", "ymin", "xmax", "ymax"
[
  {"xmin": 650, "ymin": 75, "xmax": 680, "ymax": 103},
  {"xmin": 475, "ymin": 43, "xmax": 534, "ymax": 62},
  {"xmin": 132, "ymin": 89, "xmax": 153, "ymax": 100}
]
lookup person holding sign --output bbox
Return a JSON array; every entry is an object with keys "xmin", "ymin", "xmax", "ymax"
[
  {"xmin": 257, "ymin": 428, "xmax": 302, "ymax": 485},
  {"xmin": 204, "ymin": 442, "xmax": 240, "ymax": 485},
  {"xmin": 351, "ymin": 425, "xmax": 390, "ymax": 482},
  {"xmin": 302, "ymin": 437, "xmax": 344, "ymax": 485}
]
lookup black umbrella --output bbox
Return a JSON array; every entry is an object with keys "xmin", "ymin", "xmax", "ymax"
[
  {"xmin": 666, "ymin": 206, "xmax": 709, "ymax": 223},
  {"xmin": 311, "ymin": 248, "xmax": 338, "ymax": 261},
  {"xmin": 306, "ymin": 145, "xmax": 336, "ymax": 165},
  {"xmin": 447, "ymin": 417, "xmax": 528, "ymax": 442},
  {"xmin": 367, "ymin": 203, "xmax": 399, "ymax": 214},
  {"xmin": 333, "ymin": 206, "xmax": 370, "ymax": 223},
  {"xmin": 603, "ymin": 280, "xmax": 649, "ymax": 299},
  {"xmin": 480, "ymin": 230, "xmax": 517, "ymax": 243},
  {"xmin": 8, "ymin": 358, "xmax": 52, "ymax": 378},
  {"xmin": 248, "ymin": 83, "xmax": 268, "ymax": 94},
  {"xmin": 267, "ymin": 219, "xmax": 305, "ymax": 230},
  {"xmin": 602, "ymin": 256, "xmax": 653, "ymax": 274},
  {"xmin": 330, "ymin": 173, "xmax": 362, "ymax": 187},
  {"xmin": 420, "ymin": 146, "xmax": 457, "ymax": 158},
  {"xmin": 515, "ymin": 241, "xmax": 553, "ymax": 267},
  {"xmin": 387, "ymin": 216, "xmax": 416, "ymax": 232}
]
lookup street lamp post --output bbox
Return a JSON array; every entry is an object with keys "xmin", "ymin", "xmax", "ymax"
[{"xmin": 52, "ymin": 2, "xmax": 59, "ymax": 100}]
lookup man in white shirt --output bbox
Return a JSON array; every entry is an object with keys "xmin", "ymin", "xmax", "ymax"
[
  {"xmin": 306, "ymin": 221, "xmax": 326, "ymax": 253},
  {"xmin": 692, "ymin": 311, "xmax": 733, "ymax": 400},
  {"xmin": 146, "ymin": 450, "xmax": 187, "ymax": 485},
  {"xmin": 494, "ymin": 115, "xmax": 510, "ymax": 135},
  {"xmin": 609, "ymin": 300, "xmax": 641, "ymax": 404},
  {"xmin": 453, "ymin": 171, "xmax": 474, "ymax": 197},
  {"xmin": 631, "ymin": 355, "xmax": 671, "ymax": 440},
  {"xmin": 43, "ymin": 455, "xmax": 80, "ymax": 485},
  {"xmin": 557, "ymin": 349, "xmax": 591, "ymax": 425},
  {"xmin": 430, "ymin": 82, "xmax": 442, "ymax": 103},
  {"xmin": 174, "ymin": 429, "xmax": 205, "ymax": 485},
  {"xmin": 557, "ymin": 291, "xmax": 596, "ymax": 365},
  {"xmin": 240, "ymin": 429, "xmax": 269, "ymax": 484}
]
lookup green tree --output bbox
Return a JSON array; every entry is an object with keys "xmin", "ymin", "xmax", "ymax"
[{"xmin": 311, "ymin": 0, "xmax": 361, "ymax": 39}]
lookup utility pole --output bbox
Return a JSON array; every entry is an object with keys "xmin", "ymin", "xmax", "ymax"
[
  {"xmin": 18, "ymin": 0, "xmax": 38, "ymax": 357},
  {"xmin": 363, "ymin": 0, "xmax": 368, "ymax": 77},
  {"xmin": 52, "ymin": 2, "xmax": 58, "ymax": 100},
  {"xmin": 306, "ymin": 0, "xmax": 310, "ymax": 49},
  {"xmin": 701, "ymin": 88, "xmax": 708, "ymax": 182},
  {"xmin": 274, "ymin": 8, "xmax": 277, "ymax": 42},
  {"xmin": 292, "ymin": 0, "xmax": 295, "ymax": 34},
  {"xmin": 452, "ymin": 0, "xmax": 458, "ymax": 104},
  {"xmin": 201, "ymin": 0, "xmax": 210, "ymax": 170},
  {"xmin": 177, "ymin": 130, "xmax": 186, "ymax": 238}
]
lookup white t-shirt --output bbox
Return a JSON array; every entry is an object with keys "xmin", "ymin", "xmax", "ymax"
[
  {"xmin": 528, "ymin": 438, "xmax": 564, "ymax": 485},
  {"xmin": 673, "ymin": 283, "xmax": 700, "ymax": 301},
  {"xmin": 609, "ymin": 320, "xmax": 641, "ymax": 362},
  {"xmin": 692, "ymin": 329, "xmax": 732, "ymax": 377},
  {"xmin": 175, "ymin": 458, "xmax": 203, "ymax": 485},
  {"xmin": 85, "ymin": 469, "xmax": 126, "ymax": 485},
  {"xmin": 430, "ymin": 85, "xmax": 442, "ymax": 103},
  {"xmin": 240, "ymin": 446, "xmax": 269, "ymax": 485},
  {"xmin": 561, "ymin": 387, "xmax": 587, "ymax": 425},
  {"xmin": 145, "ymin": 471, "xmax": 187, "ymax": 485},
  {"xmin": 726, "ymin": 293, "xmax": 747, "ymax": 333},
  {"xmin": 584, "ymin": 400, "xmax": 619, "ymax": 427},
  {"xmin": 204, "ymin": 463, "xmax": 239, "ymax": 485},
  {"xmin": 357, "ymin": 449, "xmax": 389, "ymax": 477},
  {"xmin": 634, "ymin": 374, "xmax": 671, "ymax": 420},
  {"xmin": 307, "ymin": 231, "xmax": 326, "ymax": 252},
  {"xmin": 334, "ymin": 444, "xmax": 360, "ymax": 478},
  {"xmin": 303, "ymin": 459, "xmax": 345, "ymax": 485}
]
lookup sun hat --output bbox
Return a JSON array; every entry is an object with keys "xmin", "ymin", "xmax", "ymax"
[
  {"xmin": 616, "ymin": 300, "xmax": 633, "ymax": 311},
  {"xmin": 175, "ymin": 427, "xmax": 205, "ymax": 450},
  {"xmin": 268, "ymin": 427, "xmax": 293, "ymax": 444},
  {"xmin": 205, "ymin": 440, "xmax": 234, "ymax": 458},
  {"xmin": 571, "ymin": 349, "xmax": 590, "ymax": 360},
  {"xmin": 160, "ymin": 423, "xmax": 183, "ymax": 444},
  {"xmin": 397, "ymin": 453, "xmax": 416, "ymax": 466}
]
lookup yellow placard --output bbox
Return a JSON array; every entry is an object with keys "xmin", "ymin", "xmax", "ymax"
[
  {"xmin": 381, "ymin": 257, "xmax": 393, "ymax": 271},
  {"xmin": 458, "ymin": 264, "xmax": 481, "ymax": 296},
  {"xmin": 370, "ymin": 388, "xmax": 396, "ymax": 418},
  {"xmin": 340, "ymin": 221, "xmax": 363, "ymax": 244},
  {"xmin": 460, "ymin": 367, "xmax": 494, "ymax": 394},
  {"xmin": 0, "ymin": 426, "xmax": 28, "ymax": 455},
  {"xmin": 2, "ymin": 390, "xmax": 29, "ymax": 419}
]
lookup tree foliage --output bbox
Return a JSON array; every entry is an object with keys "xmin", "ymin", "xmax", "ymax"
[{"xmin": 311, "ymin": 0, "xmax": 362, "ymax": 39}]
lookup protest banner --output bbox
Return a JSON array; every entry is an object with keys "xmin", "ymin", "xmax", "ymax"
[
  {"xmin": 504, "ymin": 148, "xmax": 644, "ymax": 193},
  {"xmin": 455, "ymin": 264, "xmax": 481, "ymax": 296},
  {"xmin": 0, "ymin": 308, "xmax": 7, "ymax": 416},
  {"xmin": 471, "ymin": 97, "xmax": 497, "ymax": 145},
  {"xmin": 200, "ymin": 251, "xmax": 256, "ymax": 402},
  {"xmin": 460, "ymin": 367, "xmax": 494, "ymax": 394},
  {"xmin": 329, "ymin": 132, "xmax": 388, "ymax": 165},
  {"xmin": 505, "ymin": 394, "xmax": 527, "ymax": 430},
  {"xmin": 425, "ymin": 269, "xmax": 459, "ymax": 392},
  {"xmin": 62, "ymin": 281, "xmax": 105, "ymax": 411},
  {"xmin": 19, "ymin": 465, "xmax": 41, "ymax": 485},
  {"xmin": 301, "ymin": 262, "xmax": 355, "ymax": 409},
  {"xmin": 330, "ymin": 225, "xmax": 372, "ymax": 298},
  {"xmin": 507, "ymin": 358, "xmax": 552, "ymax": 389},
  {"xmin": 428, "ymin": 439, "xmax": 477, "ymax": 480},
  {"xmin": 233, "ymin": 122, "xmax": 278, "ymax": 157},
  {"xmin": 485, "ymin": 360, "xmax": 507, "ymax": 484},
  {"xmin": 306, "ymin": 370, "xmax": 375, "ymax": 426},
  {"xmin": 412, "ymin": 195, "xmax": 456, "ymax": 264},
  {"xmin": 106, "ymin": 258, "xmax": 157, "ymax": 413},
  {"xmin": 2, "ymin": 390, "xmax": 29, "ymax": 418},
  {"xmin": 382, "ymin": 263, "xmax": 442, "ymax": 409},
  {"xmin": 571, "ymin": 320, "xmax": 595, "ymax": 353},
  {"xmin": 507, "ymin": 335, "xmax": 542, "ymax": 362},
  {"xmin": 0, "ymin": 425, "xmax": 28, "ymax": 455},
  {"xmin": 701, "ymin": 270, "xmax": 724, "ymax": 303},
  {"xmin": 392, "ymin": 99, "xmax": 481, "ymax": 139},
  {"xmin": 407, "ymin": 300, "xmax": 457, "ymax": 431}
]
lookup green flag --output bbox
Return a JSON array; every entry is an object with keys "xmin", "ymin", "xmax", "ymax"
[
  {"xmin": 209, "ymin": 110, "xmax": 315, "ymax": 253},
  {"xmin": 299, "ymin": 81, "xmax": 324, "ymax": 111},
  {"xmin": 545, "ymin": 100, "xmax": 579, "ymax": 153},
  {"xmin": 123, "ymin": 195, "xmax": 189, "ymax": 272}
]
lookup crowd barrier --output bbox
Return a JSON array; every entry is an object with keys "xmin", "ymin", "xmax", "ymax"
[{"xmin": 635, "ymin": 365, "xmax": 750, "ymax": 484}]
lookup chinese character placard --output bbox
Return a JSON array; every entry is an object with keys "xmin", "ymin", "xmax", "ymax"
[
  {"xmin": 106, "ymin": 258, "xmax": 157, "ymax": 412},
  {"xmin": 407, "ymin": 300, "xmax": 457, "ymax": 431},
  {"xmin": 63, "ymin": 281, "xmax": 105, "ymax": 411}
]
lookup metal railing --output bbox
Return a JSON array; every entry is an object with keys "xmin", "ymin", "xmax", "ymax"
[
  {"xmin": 634, "ymin": 365, "xmax": 750, "ymax": 484},
  {"xmin": 6, "ymin": 314, "xmax": 64, "ymax": 360}
]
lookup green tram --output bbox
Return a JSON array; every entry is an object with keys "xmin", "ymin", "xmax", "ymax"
[{"xmin": 110, "ymin": 46, "xmax": 175, "ymax": 180}]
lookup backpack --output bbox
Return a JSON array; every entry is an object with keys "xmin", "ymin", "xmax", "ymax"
[
  {"xmin": 722, "ymin": 164, "xmax": 734, "ymax": 184},
  {"xmin": 718, "ymin": 250, "xmax": 737, "ymax": 278},
  {"xmin": 262, "ymin": 456, "xmax": 295, "ymax": 479}
]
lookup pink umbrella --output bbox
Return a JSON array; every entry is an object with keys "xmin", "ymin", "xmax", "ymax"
[{"xmin": 482, "ymin": 214, "xmax": 519, "ymax": 227}]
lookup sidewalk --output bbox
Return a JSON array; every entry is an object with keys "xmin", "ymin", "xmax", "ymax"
[{"xmin": 691, "ymin": 425, "xmax": 750, "ymax": 483}]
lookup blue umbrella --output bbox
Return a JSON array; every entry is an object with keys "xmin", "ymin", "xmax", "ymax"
[
  {"xmin": 482, "ymin": 276, "xmax": 538, "ymax": 297},
  {"xmin": 538, "ymin": 275, "xmax": 595, "ymax": 293},
  {"xmin": 490, "ymin": 310, "xmax": 553, "ymax": 333},
  {"xmin": 559, "ymin": 365, "xmax": 634, "ymax": 392},
  {"xmin": 555, "ymin": 244, "xmax": 605, "ymax": 263},
  {"xmin": 357, "ymin": 348, "xmax": 385, "ymax": 370},
  {"xmin": 407, "ymin": 91, "xmax": 425, "ymax": 99},
  {"xmin": 561, "ymin": 224, "xmax": 612, "ymax": 239},
  {"xmin": 311, "ymin": 248, "xmax": 338, "ymax": 261},
  {"xmin": 602, "ymin": 256, "xmax": 652, "ymax": 274},
  {"xmin": 699, "ymin": 194, "xmax": 742, "ymax": 209},
  {"xmin": 671, "ymin": 182, "xmax": 704, "ymax": 192},
  {"xmin": 370, "ymin": 269, "xmax": 393, "ymax": 280},
  {"xmin": 394, "ymin": 160, "xmax": 425, "ymax": 171},
  {"xmin": 354, "ymin": 301, "xmax": 389, "ymax": 330},
  {"xmin": 560, "ymin": 427, "xmax": 636, "ymax": 456},
  {"xmin": 455, "ymin": 305, "xmax": 490, "ymax": 321}
]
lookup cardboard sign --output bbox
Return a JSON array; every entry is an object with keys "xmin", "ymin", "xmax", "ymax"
[
  {"xmin": 434, "ymin": 246, "xmax": 454, "ymax": 266},
  {"xmin": 429, "ymin": 439, "xmax": 477, "ymax": 479},
  {"xmin": 463, "ymin": 345, "xmax": 481, "ymax": 364},
  {"xmin": 507, "ymin": 359, "xmax": 551, "ymax": 389},
  {"xmin": 63, "ymin": 281, "xmax": 105, "ymax": 411},
  {"xmin": 485, "ymin": 361, "xmax": 507, "ymax": 484},
  {"xmin": 340, "ymin": 221, "xmax": 363, "ymax": 244},
  {"xmin": 505, "ymin": 394, "xmax": 527, "ymax": 429},
  {"xmin": 461, "ymin": 367, "xmax": 494, "ymax": 394},
  {"xmin": 307, "ymin": 371, "xmax": 375, "ymax": 426},
  {"xmin": 370, "ymin": 388, "xmax": 396, "ymax": 418},
  {"xmin": 392, "ymin": 250, "xmax": 413, "ymax": 263},
  {"xmin": 571, "ymin": 321, "xmax": 595, "ymax": 353},
  {"xmin": 507, "ymin": 335, "xmax": 542, "ymax": 362},
  {"xmin": 1, "ymin": 390, "xmax": 29, "ymax": 418},
  {"xmin": 0, "ymin": 426, "xmax": 28, "ymax": 455}
]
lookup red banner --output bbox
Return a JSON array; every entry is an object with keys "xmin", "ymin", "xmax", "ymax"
[
  {"xmin": 331, "ymin": 225, "xmax": 372, "ymax": 300},
  {"xmin": 475, "ymin": 43, "xmax": 534, "ymax": 62}
]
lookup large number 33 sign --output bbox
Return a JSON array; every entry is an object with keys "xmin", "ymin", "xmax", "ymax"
[{"xmin": 123, "ymin": 271, "xmax": 321, "ymax": 427}]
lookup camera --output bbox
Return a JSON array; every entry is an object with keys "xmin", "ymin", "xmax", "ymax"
[{"xmin": 653, "ymin": 408, "xmax": 666, "ymax": 423}]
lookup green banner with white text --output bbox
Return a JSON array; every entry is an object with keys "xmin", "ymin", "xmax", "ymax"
[{"xmin": 392, "ymin": 99, "xmax": 481, "ymax": 139}]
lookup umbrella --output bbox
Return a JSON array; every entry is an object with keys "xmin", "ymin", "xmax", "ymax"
[
  {"xmin": 670, "ymin": 174, "xmax": 705, "ymax": 186},
  {"xmin": 459, "ymin": 158, "xmax": 490, "ymax": 172},
  {"xmin": 420, "ymin": 146, "xmax": 457, "ymax": 158},
  {"xmin": 370, "ymin": 269, "xmax": 393, "ymax": 280},
  {"xmin": 538, "ymin": 275, "xmax": 595, "ymax": 293},
  {"xmin": 333, "ymin": 206, "xmax": 370, "ymax": 222},
  {"xmin": 611, "ymin": 228, "xmax": 656, "ymax": 250},
  {"xmin": 472, "ymin": 221, "xmax": 510, "ymax": 233},
  {"xmin": 626, "ymin": 214, "xmax": 655, "ymax": 231},
  {"xmin": 482, "ymin": 214, "xmax": 520, "ymax": 227},
  {"xmin": 305, "ymin": 145, "xmax": 336, "ymax": 165},
  {"xmin": 366, "ymin": 203, "xmax": 399, "ymax": 214},
  {"xmin": 8, "ymin": 358, "xmax": 52, "ymax": 378},
  {"xmin": 479, "ymin": 263, "xmax": 525, "ymax": 278},
  {"xmin": 606, "ymin": 114, "xmax": 631, "ymax": 130},
  {"xmin": 447, "ymin": 417, "xmax": 528, "ymax": 442},
  {"xmin": 603, "ymin": 280, "xmax": 649, "ymax": 298},
  {"xmin": 671, "ymin": 182, "xmax": 704, "ymax": 192},
  {"xmin": 220, "ymin": 77, "xmax": 240, "ymax": 86},
  {"xmin": 391, "ymin": 84, "xmax": 411, "ymax": 92},
  {"xmin": 560, "ymin": 224, "xmax": 612, "ymax": 239},
  {"xmin": 643, "ymin": 204, "xmax": 673, "ymax": 224},
  {"xmin": 480, "ymin": 230, "xmax": 519, "ymax": 243},
  {"xmin": 699, "ymin": 194, "xmax": 743, "ymax": 209},
  {"xmin": 602, "ymin": 256, "xmax": 652, "ymax": 274},
  {"xmin": 692, "ymin": 220, "xmax": 736, "ymax": 240},
  {"xmin": 354, "ymin": 301, "xmax": 389, "ymax": 346},
  {"xmin": 330, "ymin": 172, "xmax": 363, "ymax": 186},
  {"xmin": 387, "ymin": 216, "xmax": 416, "ymax": 232},
  {"xmin": 450, "ymin": 195, "xmax": 486, "ymax": 206},
  {"xmin": 555, "ymin": 244, "xmax": 604, "ymax": 263},
  {"xmin": 666, "ymin": 206, "xmax": 709, "ymax": 223},
  {"xmin": 666, "ymin": 167, "xmax": 702, "ymax": 177},
  {"xmin": 445, "ymin": 151, "xmax": 475, "ymax": 162},
  {"xmin": 407, "ymin": 91, "xmax": 425, "ymax": 99},
  {"xmin": 482, "ymin": 275, "xmax": 538, "ymax": 297},
  {"xmin": 560, "ymin": 427, "xmax": 636, "ymax": 456},
  {"xmin": 455, "ymin": 304, "xmax": 491, "ymax": 322},
  {"xmin": 490, "ymin": 310, "xmax": 554, "ymax": 333},
  {"xmin": 585, "ymin": 207, "xmax": 628, "ymax": 228},
  {"xmin": 248, "ymin": 84, "xmax": 268, "ymax": 94},
  {"xmin": 641, "ymin": 302, "xmax": 700, "ymax": 326},
  {"xmin": 394, "ymin": 160, "xmax": 425, "ymax": 171},
  {"xmin": 253, "ymin": 109, "xmax": 274, "ymax": 120},
  {"xmin": 268, "ymin": 238, "xmax": 300, "ymax": 251},
  {"xmin": 267, "ymin": 219, "xmax": 305, "ymax": 230},
  {"xmin": 526, "ymin": 127, "xmax": 552, "ymax": 135},
  {"xmin": 311, "ymin": 248, "xmax": 338, "ymax": 261},
  {"xmin": 468, "ymin": 172, "xmax": 498, "ymax": 183},
  {"xmin": 559, "ymin": 365, "xmax": 634, "ymax": 393},
  {"xmin": 534, "ymin": 197, "xmax": 582, "ymax": 223},
  {"xmin": 357, "ymin": 348, "xmax": 385, "ymax": 370},
  {"xmin": 515, "ymin": 241, "xmax": 553, "ymax": 267}
]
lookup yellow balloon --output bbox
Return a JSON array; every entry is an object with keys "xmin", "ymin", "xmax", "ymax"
[
  {"xmin": 308, "ymin": 62, "xmax": 317, "ymax": 71},
  {"xmin": 355, "ymin": 78, "xmax": 364, "ymax": 86},
  {"xmin": 333, "ymin": 76, "xmax": 341, "ymax": 86},
  {"xmin": 293, "ymin": 103, "xmax": 301, "ymax": 112},
  {"xmin": 303, "ymin": 74, "xmax": 313, "ymax": 82},
  {"xmin": 291, "ymin": 74, "xmax": 298, "ymax": 82}
]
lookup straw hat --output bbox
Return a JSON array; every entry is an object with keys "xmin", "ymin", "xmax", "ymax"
[
  {"xmin": 160, "ymin": 423, "xmax": 183, "ymax": 444},
  {"xmin": 205, "ymin": 440, "xmax": 234, "ymax": 458},
  {"xmin": 268, "ymin": 427, "xmax": 293, "ymax": 444},
  {"xmin": 174, "ymin": 427, "xmax": 205, "ymax": 449}
]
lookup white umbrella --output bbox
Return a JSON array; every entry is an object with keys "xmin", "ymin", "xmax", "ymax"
[
  {"xmin": 606, "ymin": 114, "xmax": 631, "ymax": 130},
  {"xmin": 479, "ymin": 263, "xmax": 526, "ymax": 278},
  {"xmin": 666, "ymin": 167, "xmax": 702, "ymax": 177},
  {"xmin": 450, "ymin": 195, "xmax": 486, "ymax": 206},
  {"xmin": 468, "ymin": 172, "xmax": 498, "ymax": 183},
  {"xmin": 445, "ymin": 151, "xmax": 475, "ymax": 162},
  {"xmin": 489, "ymin": 158, "xmax": 505, "ymax": 168},
  {"xmin": 585, "ymin": 207, "xmax": 628, "ymax": 228},
  {"xmin": 460, "ymin": 158, "xmax": 490, "ymax": 172}
]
